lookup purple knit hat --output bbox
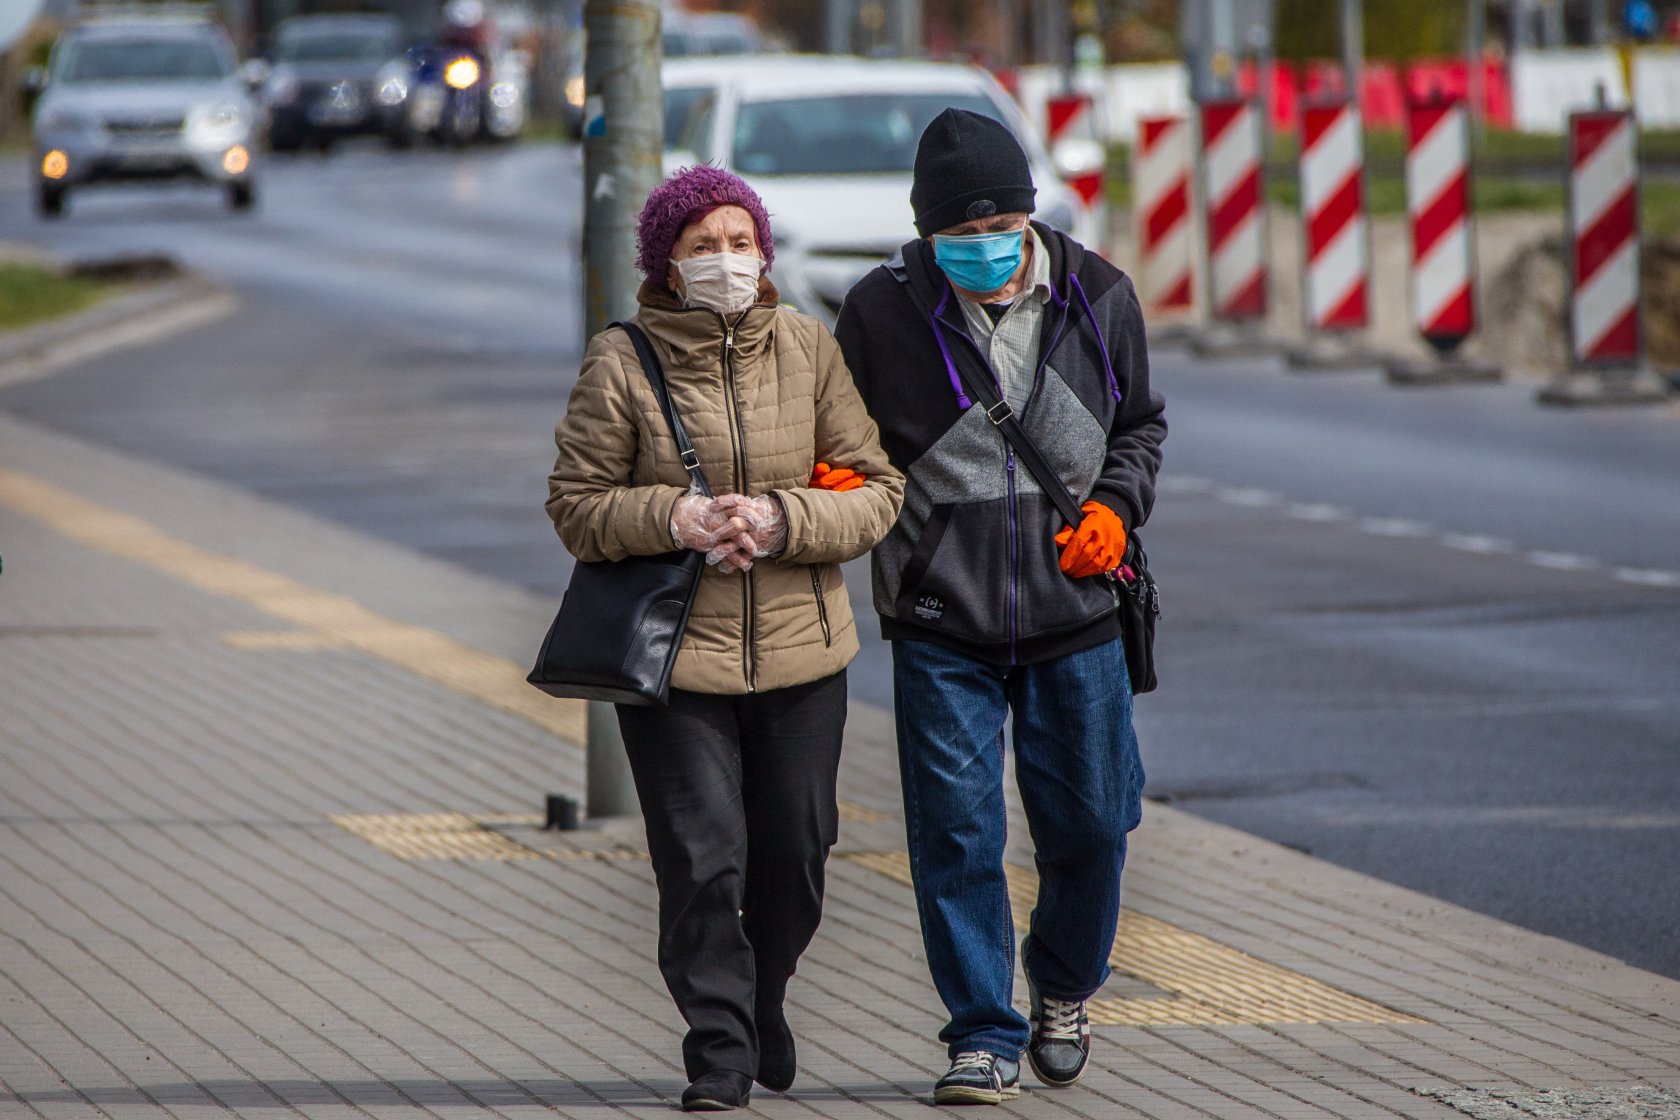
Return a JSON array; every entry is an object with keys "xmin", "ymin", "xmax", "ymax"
[{"xmin": 635, "ymin": 164, "xmax": 774, "ymax": 282}]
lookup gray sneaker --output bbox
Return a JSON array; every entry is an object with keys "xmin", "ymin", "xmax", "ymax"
[
  {"xmin": 1026, "ymin": 978, "xmax": 1091, "ymax": 1087},
  {"xmin": 933, "ymin": 1050, "xmax": 1021, "ymax": 1105}
]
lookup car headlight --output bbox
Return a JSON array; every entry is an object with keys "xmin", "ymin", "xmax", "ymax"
[
  {"xmin": 488, "ymin": 82, "xmax": 517, "ymax": 109},
  {"xmin": 444, "ymin": 56, "xmax": 480, "ymax": 90},
  {"xmin": 265, "ymin": 66, "xmax": 301, "ymax": 106},
  {"xmin": 375, "ymin": 62, "xmax": 408, "ymax": 106},
  {"xmin": 186, "ymin": 100, "xmax": 250, "ymax": 147}
]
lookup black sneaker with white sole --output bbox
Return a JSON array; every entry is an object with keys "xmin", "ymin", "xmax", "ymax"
[
  {"xmin": 1025, "ymin": 978, "xmax": 1091, "ymax": 1087},
  {"xmin": 933, "ymin": 1050, "xmax": 1021, "ymax": 1105}
]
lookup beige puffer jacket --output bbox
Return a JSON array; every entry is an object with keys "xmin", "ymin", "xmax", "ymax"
[{"xmin": 546, "ymin": 280, "xmax": 905, "ymax": 695}]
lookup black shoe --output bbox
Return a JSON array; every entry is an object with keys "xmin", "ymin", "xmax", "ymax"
[
  {"xmin": 1026, "ymin": 978, "xmax": 1091, "ymax": 1088},
  {"xmin": 932, "ymin": 1051, "xmax": 1021, "ymax": 1105},
  {"xmin": 681, "ymin": 1070, "xmax": 752, "ymax": 1111},
  {"xmin": 755, "ymin": 1009, "xmax": 796, "ymax": 1092}
]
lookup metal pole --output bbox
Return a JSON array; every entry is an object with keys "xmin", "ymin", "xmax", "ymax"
[
  {"xmin": 1542, "ymin": 0, "xmax": 1566, "ymax": 47},
  {"xmin": 1590, "ymin": 0, "xmax": 1611, "ymax": 44},
  {"xmin": 1467, "ymin": 0, "xmax": 1486, "ymax": 143},
  {"xmin": 827, "ymin": 0, "xmax": 852, "ymax": 54},
  {"xmin": 1209, "ymin": 0, "xmax": 1235, "ymax": 97},
  {"xmin": 581, "ymin": 0, "xmax": 662, "ymax": 819},
  {"xmin": 1340, "ymin": 0, "xmax": 1362, "ymax": 102}
]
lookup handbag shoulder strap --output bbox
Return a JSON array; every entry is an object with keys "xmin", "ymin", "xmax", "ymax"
[
  {"xmin": 612, "ymin": 321, "xmax": 713, "ymax": 498},
  {"xmin": 892, "ymin": 278, "xmax": 1085, "ymax": 530}
]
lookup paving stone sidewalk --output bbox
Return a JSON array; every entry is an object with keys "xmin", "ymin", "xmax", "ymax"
[{"xmin": 2, "ymin": 413, "xmax": 1678, "ymax": 1120}]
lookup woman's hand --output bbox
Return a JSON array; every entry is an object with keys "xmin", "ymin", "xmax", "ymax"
[
  {"xmin": 706, "ymin": 494, "xmax": 789, "ymax": 570},
  {"xmin": 671, "ymin": 494, "xmax": 777, "ymax": 572}
]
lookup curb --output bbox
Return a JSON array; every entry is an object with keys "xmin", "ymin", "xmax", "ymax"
[{"xmin": 0, "ymin": 275, "xmax": 237, "ymax": 392}]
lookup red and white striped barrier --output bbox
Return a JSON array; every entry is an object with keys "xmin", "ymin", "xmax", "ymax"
[
  {"xmin": 1046, "ymin": 92, "xmax": 1108, "ymax": 254},
  {"xmin": 1568, "ymin": 108, "xmax": 1640, "ymax": 366},
  {"xmin": 1298, "ymin": 101, "xmax": 1369, "ymax": 332},
  {"xmin": 1134, "ymin": 113, "xmax": 1195, "ymax": 315},
  {"xmin": 1047, "ymin": 93, "xmax": 1104, "ymax": 210},
  {"xmin": 1198, "ymin": 97, "xmax": 1267, "ymax": 320},
  {"xmin": 1404, "ymin": 97, "xmax": 1476, "ymax": 350}
]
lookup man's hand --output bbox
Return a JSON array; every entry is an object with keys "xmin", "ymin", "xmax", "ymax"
[
  {"xmin": 1053, "ymin": 501, "xmax": 1127, "ymax": 579},
  {"xmin": 810, "ymin": 462, "xmax": 866, "ymax": 492}
]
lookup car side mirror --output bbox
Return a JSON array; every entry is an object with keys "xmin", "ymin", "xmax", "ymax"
[{"xmin": 239, "ymin": 58, "xmax": 271, "ymax": 89}]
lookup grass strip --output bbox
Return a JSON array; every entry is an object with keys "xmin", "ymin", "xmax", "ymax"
[{"xmin": 0, "ymin": 262, "xmax": 109, "ymax": 331}]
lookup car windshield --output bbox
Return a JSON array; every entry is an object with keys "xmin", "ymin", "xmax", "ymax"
[
  {"xmin": 663, "ymin": 86, "xmax": 710, "ymax": 149},
  {"xmin": 276, "ymin": 30, "xmax": 397, "ymax": 63},
  {"xmin": 732, "ymin": 92, "xmax": 1001, "ymax": 176},
  {"xmin": 55, "ymin": 36, "xmax": 229, "ymax": 83}
]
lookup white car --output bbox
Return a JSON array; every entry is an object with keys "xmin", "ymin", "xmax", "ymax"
[{"xmin": 662, "ymin": 56, "xmax": 1097, "ymax": 323}]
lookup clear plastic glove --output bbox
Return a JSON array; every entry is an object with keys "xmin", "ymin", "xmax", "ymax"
[
  {"xmin": 670, "ymin": 493, "xmax": 734, "ymax": 553},
  {"xmin": 710, "ymin": 493, "xmax": 789, "ymax": 560}
]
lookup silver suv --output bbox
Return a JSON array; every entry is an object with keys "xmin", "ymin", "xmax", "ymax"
[{"xmin": 31, "ymin": 17, "xmax": 260, "ymax": 217}]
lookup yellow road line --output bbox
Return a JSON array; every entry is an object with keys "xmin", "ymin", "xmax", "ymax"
[
  {"xmin": 844, "ymin": 851, "xmax": 1421, "ymax": 1027},
  {"xmin": 0, "ymin": 468, "xmax": 585, "ymax": 745}
]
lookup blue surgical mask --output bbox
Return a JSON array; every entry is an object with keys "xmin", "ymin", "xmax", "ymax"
[{"xmin": 932, "ymin": 228, "xmax": 1025, "ymax": 294}]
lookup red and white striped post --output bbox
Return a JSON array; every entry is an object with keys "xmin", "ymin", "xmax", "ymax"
[
  {"xmin": 1568, "ymin": 108, "xmax": 1639, "ymax": 367},
  {"xmin": 1298, "ymin": 101, "xmax": 1369, "ymax": 333},
  {"xmin": 1046, "ymin": 92, "xmax": 1108, "ymax": 255},
  {"xmin": 1197, "ymin": 97, "xmax": 1267, "ymax": 326},
  {"xmin": 1539, "ymin": 105, "xmax": 1669, "ymax": 403},
  {"xmin": 1134, "ymin": 113, "xmax": 1195, "ymax": 319},
  {"xmin": 1387, "ymin": 95, "xmax": 1500, "ymax": 384}
]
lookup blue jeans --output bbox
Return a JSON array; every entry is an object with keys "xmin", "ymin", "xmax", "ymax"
[{"xmin": 892, "ymin": 636, "xmax": 1145, "ymax": 1060}]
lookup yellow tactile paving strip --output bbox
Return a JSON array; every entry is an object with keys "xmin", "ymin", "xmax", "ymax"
[
  {"xmin": 843, "ymin": 851, "xmax": 1421, "ymax": 1027},
  {"xmin": 330, "ymin": 813, "xmax": 648, "ymax": 861},
  {"xmin": 0, "ymin": 468, "xmax": 585, "ymax": 745}
]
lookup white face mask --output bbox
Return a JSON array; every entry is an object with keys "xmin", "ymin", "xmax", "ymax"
[{"xmin": 675, "ymin": 251, "xmax": 764, "ymax": 316}]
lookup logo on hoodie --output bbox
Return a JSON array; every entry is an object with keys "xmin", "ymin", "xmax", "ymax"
[{"xmin": 913, "ymin": 594, "xmax": 946, "ymax": 621}]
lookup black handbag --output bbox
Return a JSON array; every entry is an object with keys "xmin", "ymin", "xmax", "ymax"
[
  {"xmin": 934, "ymin": 314, "xmax": 1160, "ymax": 696},
  {"xmin": 527, "ymin": 322, "xmax": 712, "ymax": 707}
]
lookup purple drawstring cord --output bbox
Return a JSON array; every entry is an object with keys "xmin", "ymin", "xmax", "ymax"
[
  {"xmin": 929, "ymin": 284, "xmax": 974, "ymax": 410},
  {"xmin": 1068, "ymin": 272, "xmax": 1123, "ymax": 403}
]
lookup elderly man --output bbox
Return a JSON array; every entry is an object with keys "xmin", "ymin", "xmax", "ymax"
[{"xmin": 833, "ymin": 108, "xmax": 1166, "ymax": 1105}]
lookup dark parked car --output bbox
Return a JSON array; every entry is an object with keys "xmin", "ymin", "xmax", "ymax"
[{"xmin": 263, "ymin": 14, "xmax": 403, "ymax": 151}]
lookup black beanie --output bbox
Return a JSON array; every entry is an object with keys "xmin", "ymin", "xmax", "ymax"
[{"xmin": 911, "ymin": 108, "xmax": 1037, "ymax": 237}]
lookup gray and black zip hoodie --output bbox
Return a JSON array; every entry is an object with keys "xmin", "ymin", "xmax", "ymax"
[{"xmin": 833, "ymin": 221, "xmax": 1166, "ymax": 666}]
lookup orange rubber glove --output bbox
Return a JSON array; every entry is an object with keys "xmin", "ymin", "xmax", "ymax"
[
  {"xmin": 810, "ymin": 462, "xmax": 866, "ymax": 492},
  {"xmin": 1054, "ymin": 501, "xmax": 1127, "ymax": 579}
]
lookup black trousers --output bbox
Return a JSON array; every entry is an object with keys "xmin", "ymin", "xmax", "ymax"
[{"xmin": 616, "ymin": 669, "xmax": 847, "ymax": 1081}]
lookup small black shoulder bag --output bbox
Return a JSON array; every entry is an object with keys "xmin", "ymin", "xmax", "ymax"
[{"xmin": 527, "ymin": 322, "xmax": 711, "ymax": 706}]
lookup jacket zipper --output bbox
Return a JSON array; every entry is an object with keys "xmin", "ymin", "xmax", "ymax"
[
  {"xmin": 1023, "ymin": 300, "xmax": 1072, "ymax": 417},
  {"xmin": 1005, "ymin": 446, "xmax": 1019, "ymax": 665},
  {"xmin": 722, "ymin": 316, "xmax": 757, "ymax": 691},
  {"xmin": 810, "ymin": 567, "xmax": 832, "ymax": 647}
]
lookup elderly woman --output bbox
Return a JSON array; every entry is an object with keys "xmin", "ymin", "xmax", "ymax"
[{"xmin": 546, "ymin": 166, "xmax": 903, "ymax": 1112}]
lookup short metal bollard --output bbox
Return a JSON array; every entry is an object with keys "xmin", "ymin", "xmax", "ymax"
[{"xmin": 545, "ymin": 793, "xmax": 580, "ymax": 832}]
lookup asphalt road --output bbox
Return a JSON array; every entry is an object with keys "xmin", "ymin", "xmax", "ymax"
[{"xmin": 3, "ymin": 143, "xmax": 1677, "ymax": 978}]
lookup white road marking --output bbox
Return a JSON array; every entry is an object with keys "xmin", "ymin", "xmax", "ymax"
[{"xmin": 1171, "ymin": 482, "xmax": 1676, "ymax": 591}]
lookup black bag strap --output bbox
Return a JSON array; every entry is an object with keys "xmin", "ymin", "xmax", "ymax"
[{"xmin": 613, "ymin": 321, "xmax": 713, "ymax": 499}]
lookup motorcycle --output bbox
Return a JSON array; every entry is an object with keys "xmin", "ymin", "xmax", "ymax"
[{"xmin": 377, "ymin": 44, "xmax": 483, "ymax": 148}]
